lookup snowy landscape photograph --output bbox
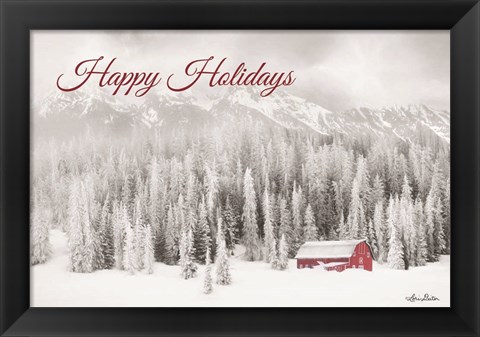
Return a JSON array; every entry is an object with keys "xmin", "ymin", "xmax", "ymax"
[{"xmin": 30, "ymin": 31, "xmax": 450, "ymax": 307}]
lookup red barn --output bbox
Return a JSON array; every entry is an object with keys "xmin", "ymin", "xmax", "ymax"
[{"xmin": 295, "ymin": 239, "xmax": 374, "ymax": 272}]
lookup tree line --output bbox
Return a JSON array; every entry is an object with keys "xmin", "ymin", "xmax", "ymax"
[{"xmin": 30, "ymin": 122, "xmax": 450, "ymax": 277}]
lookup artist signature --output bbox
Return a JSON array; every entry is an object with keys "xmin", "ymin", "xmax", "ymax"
[{"xmin": 405, "ymin": 293, "xmax": 440, "ymax": 302}]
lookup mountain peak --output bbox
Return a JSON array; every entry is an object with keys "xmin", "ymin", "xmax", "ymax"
[{"xmin": 35, "ymin": 88, "xmax": 450, "ymax": 143}]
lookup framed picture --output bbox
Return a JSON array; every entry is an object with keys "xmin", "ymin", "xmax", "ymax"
[{"xmin": 0, "ymin": 0, "xmax": 479, "ymax": 336}]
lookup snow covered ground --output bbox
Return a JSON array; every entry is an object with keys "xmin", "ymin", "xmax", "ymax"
[{"xmin": 31, "ymin": 230, "xmax": 450, "ymax": 307}]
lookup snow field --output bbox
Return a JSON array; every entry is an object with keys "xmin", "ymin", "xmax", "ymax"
[{"xmin": 31, "ymin": 230, "xmax": 450, "ymax": 307}]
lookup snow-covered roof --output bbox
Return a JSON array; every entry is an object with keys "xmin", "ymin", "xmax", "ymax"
[
  {"xmin": 295, "ymin": 239, "xmax": 366, "ymax": 259},
  {"xmin": 313, "ymin": 261, "xmax": 349, "ymax": 269},
  {"xmin": 321, "ymin": 261, "xmax": 349, "ymax": 267}
]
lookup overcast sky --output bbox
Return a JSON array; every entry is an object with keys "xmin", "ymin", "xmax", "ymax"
[{"xmin": 32, "ymin": 31, "xmax": 450, "ymax": 111}]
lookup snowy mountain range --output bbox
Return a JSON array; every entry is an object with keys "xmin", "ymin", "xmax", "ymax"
[{"xmin": 34, "ymin": 87, "xmax": 450, "ymax": 143}]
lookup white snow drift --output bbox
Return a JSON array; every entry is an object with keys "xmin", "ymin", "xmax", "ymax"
[{"xmin": 31, "ymin": 230, "xmax": 450, "ymax": 307}]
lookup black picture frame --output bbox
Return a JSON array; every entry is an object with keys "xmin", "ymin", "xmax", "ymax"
[{"xmin": 1, "ymin": 0, "xmax": 479, "ymax": 336}]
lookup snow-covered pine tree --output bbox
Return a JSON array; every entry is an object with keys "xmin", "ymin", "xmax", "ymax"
[
  {"xmin": 31, "ymin": 196, "xmax": 52, "ymax": 265},
  {"xmin": 408, "ymin": 145, "xmax": 421, "ymax": 199},
  {"xmin": 337, "ymin": 209, "xmax": 347, "ymax": 239},
  {"xmin": 179, "ymin": 228, "xmax": 197, "ymax": 280},
  {"xmin": 277, "ymin": 234, "xmax": 289, "ymax": 270},
  {"xmin": 340, "ymin": 150, "xmax": 355, "ymax": 214},
  {"xmin": 279, "ymin": 196, "xmax": 296, "ymax": 257},
  {"xmin": 263, "ymin": 186, "xmax": 275, "ymax": 262},
  {"xmin": 91, "ymin": 206, "xmax": 105, "ymax": 271},
  {"xmin": 290, "ymin": 182, "xmax": 304, "ymax": 254},
  {"xmin": 203, "ymin": 246, "xmax": 213, "ymax": 294},
  {"xmin": 97, "ymin": 194, "xmax": 114, "ymax": 270},
  {"xmin": 366, "ymin": 219, "xmax": 378, "ymax": 258},
  {"xmin": 165, "ymin": 203, "xmax": 177, "ymax": 265},
  {"xmin": 269, "ymin": 237, "xmax": 279, "ymax": 270},
  {"xmin": 388, "ymin": 148, "xmax": 406, "ymax": 196},
  {"xmin": 48, "ymin": 150, "xmax": 69, "ymax": 231},
  {"xmin": 433, "ymin": 196, "xmax": 446, "ymax": 259},
  {"xmin": 215, "ymin": 217, "xmax": 232, "ymax": 285},
  {"xmin": 68, "ymin": 179, "xmax": 84, "ymax": 272},
  {"xmin": 331, "ymin": 180, "xmax": 343, "ymax": 239},
  {"xmin": 222, "ymin": 196, "xmax": 238, "ymax": 255},
  {"xmin": 397, "ymin": 200, "xmax": 410, "ymax": 269},
  {"xmin": 418, "ymin": 147, "xmax": 433, "ymax": 200},
  {"xmin": 148, "ymin": 157, "xmax": 162, "ymax": 226},
  {"xmin": 234, "ymin": 158, "xmax": 244, "ymax": 207},
  {"xmin": 424, "ymin": 191, "xmax": 436, "ymax": 262},
  {"xmin": 399, "ymin": 175, "xmax": 415, "ymax": 267},
  {"xmin": 359, "ymin": 203, "xmax": 367, "ymax": 239},
  {"xmin": 174, "ymin": 194, "xmax": 185, "ymax": 258},
  {"xmin": 401, "ymin": 174, "xmax": 413, "ymax": 202},
  {"xmin": 148, "ymin": 157, "xmax": 166, "ymax": 262},
  {"xmin": 153, "ymin": 218, "xmax": 167, "ymax": 263},
  {"xmin": 443, "ymin": 178, "xmax": 451, "ymax": 254},
  {"xmin": 350, "ymin": 156, "xmax": 370, "ymax": 234},
  {"xmin": 69, "ymin": 178, "xmax": 96, "ymax": 273},
  {"xmin": 82, "ymin": 206, "xmax": 96, "ymax": 273},
  {"xmin": 133, "ymin": 197, "xmax": 146, "ymax": 271},
  {"xmin": 369, "ymin": 174, "xmax": 385, "ymax": 218},
  {"xmin": 372, "ymin": 200, "xmax": 387, "ymax": 263},
  {"xmin": 242, "ymin": 167, "xmax": 262, "ymax": 261},
  {"xmin": 168, "ymin": 157, "xmax": 185, "ymax": 207},
  {"xmin": 429, "ymin": 161, "xmax": 445, "ymax": 256},
  {"xmin": 179, "ymin": 228, "xmax": 187, "ymax": 274},
  {"xmin": 308, "ymin": 162, "xmax": 328, "ymax": 238},
  {"xmin": 429, "ymin": 161, "xmax": 442, "ymax": 198},
  {"xmin": 123, "ymin": 204, "xmax": 136, "ymax": 275},
  {"xmin": 194, "ymin": 196, "xmax": 211, "ymax": 264},
  {"xmin": 112, "ymin": 201, "xmax": 124, "ymax": 270},
  {"xmin": 347, "ymin": 177, "xmax": 364, "ymax": 239},
  {"xmin": 303, "ymin": 204, "xmax": 318, "ymax": 241},
  {"xmin": 121, "ymin": 174, "xmax": 136, "ymax": 221},
  {"xmin": 355, "ymin": 156, "xmax": 371, "ymax": 202},
  {"xmin": 323, "ymin": 179, "xmax": 339, "ymax": 240},
  {"xmin": 387, "ymin": 196, "xmax": 404, "ymax": 270},
  {"xmin": 185, "ymin": 175, "xmax": 198, "ymax": 234},
  {"xmin": 413, "ymin": 197, "xmax": 427, "ymax": 266},
  {"xmin": 91, "ymin": 197, "xmax": 105, "ymax": 272},
  {"xmin": 144, "ymin": 224, "xmax": 155, "ymax": 274},
  {"xmin": 205, "ymin": 161, "xmax": 219, "ymax": 226},
  {"xmin": 407, "ymin": 205, "xmax": 417, "ymax": 267}
]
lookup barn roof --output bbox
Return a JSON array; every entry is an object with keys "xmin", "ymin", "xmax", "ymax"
[
  {"xmin": 295, "ymin": 239, "xmax": 367, "ymax": 259},
  {"xmin": 315, "ymin": 261, "xmax": 349, "ymax": 268}
]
